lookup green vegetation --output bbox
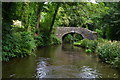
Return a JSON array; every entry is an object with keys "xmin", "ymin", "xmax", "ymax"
[
  {"xmin": 85, "ymin": 49, "xmax": 92, "ymax": 53},
  {"xmin": 2, "ymin": 2, "xmax": 61, "ymax": 61},
  {"xmin": 63, "ymin": 34, "xmax": 83, "ymax": 43},
  {"xmin": 74, "ymin": 39, "xmax": 120, "ymax": 69},
  {"xmin": 2, "ymin": 1, "xmax": 120, "ymax": 68},
  {"xmin": 63, "ymin": 34, "xmax": 74, "ymax": 43},
  {"xmin": 2, "ymin": 27, "xmax": 36, "ymax": 61},
  {"xmin": 54, "ymin": 2, "xmax": 109, "ymax": 28},
  {"xmin": 35, "ymin": 34, "xmax": 61, "ymax": 47},
  {"xmin": 74, "ymin": 39, "xmax": 97, "ymax": 52},
  {"xmin": 96, "ymin": 40, "xmax": 120, "ymax": 68}
]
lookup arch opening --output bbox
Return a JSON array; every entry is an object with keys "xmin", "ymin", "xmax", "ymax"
[{"xmin": 62, "ymin": 32, "xmax": 84, "ymax": 43}]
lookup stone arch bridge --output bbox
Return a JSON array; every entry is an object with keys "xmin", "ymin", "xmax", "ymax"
[{"xmin": 55, "ymin": 27, "xmax": 97, "ymax": 41}]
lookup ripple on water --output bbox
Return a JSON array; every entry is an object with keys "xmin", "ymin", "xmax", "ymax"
[
  {"xmin": 2, "ymin": 44, "xmax": 120, "ymax": 78},
  {"xmin": 36, "ymin": 57, "xmax": 102, "ymax": 78},
  {"xmin": 78, "ymin": 66, "xmax": 102, "ymax": 78},
  {"xmin": 36, "ymin": 58, "xmax": 50, "ymax": 78}
]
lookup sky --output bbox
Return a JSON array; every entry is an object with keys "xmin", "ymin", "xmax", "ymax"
[{"xmin": 90, "ymin": 0, "xmax": 98, "ymax": 4}]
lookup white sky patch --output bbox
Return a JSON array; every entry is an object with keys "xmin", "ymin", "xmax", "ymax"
[
  {"xmin": 44, "ymin": 1, "xmax": 48, "ymax": 4},
  {"xmin": 88, "ymin": 0, "xmax": 98, "ymax": 4}
]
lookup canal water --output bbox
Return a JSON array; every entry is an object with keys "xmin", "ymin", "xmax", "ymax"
[{"xmin": 2, "ymin": 44, "xmax": 120, "ymax": 78}]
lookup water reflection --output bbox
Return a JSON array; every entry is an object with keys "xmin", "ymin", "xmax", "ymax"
[
  {"xmin": 2, "ymin": 44, "xmax": 120, "ymax": 78},
  {"xmin": 35, "ymin": 44, "xmax": 119, "ymax": 78}
]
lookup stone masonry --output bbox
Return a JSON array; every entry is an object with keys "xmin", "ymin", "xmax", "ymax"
[{"xmin": 55, "ymin": 27, "xmax": 97, "ymax": 41}]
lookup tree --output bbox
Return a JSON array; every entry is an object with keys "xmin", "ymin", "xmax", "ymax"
[
  {"xmin": 49, "ymin": 3, "xmax": 60, "ymax": 34},
  {"xmin": 54, "ymin": 2, "xmax": 109, "ymax": 28},
  {"xmin": 36, "ymin": 3, "xmax": 44, "ymax": 35},
  {"xmin": 102, "ymin": 2, "xmax": 120, "ymax": 40}
]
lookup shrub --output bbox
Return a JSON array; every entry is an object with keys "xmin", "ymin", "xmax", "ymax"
[
  {"xmin": 74, "ymin": 41, "xmax": 82, "ymax": 46},
  {"xmin": 85, "ymin": 49, "xmax": 92, "ymax": 53},
  {"xmin": 74, "ymin": 39, "xmax": 98, "ymax": 52},
  {"xmin": 97, "ymin": 38, "xmax": 108, "ymax": 43},
  {"xmin": 79, "ymin": 39, "xmax": 88, "ymax": 47},
  {"xmin": 2, "ymin": 31, "xmax": 36, "ymax": 61},
  {"xmin": 63, "ymin": 34, "xmax": 73, "ymax": 43},
  {"xmin": 2, "ymin": 34, "xmax": 15, "ymax": 61},
  {"xmin": 74, "ymin": 38, "xmax": 120, "ymax": 69},
  {"xmin": 96, "ymin": 41, "xmax": 120, "ymax": 68},
  {"xmin": 50, "ymin": 35, "xmax": 61, "ymax": 45},
  {"xmin": 34, "ymin": 35, "xmax": 44, "ymax": 47},
  {"xmin": 74, "ymin": 34, "xmax": 83, "ymax": 42},
  {"xmin": 87, "ymin": 40, "xmax": 97, "ymax": 52},
  {"xmin": 95, "ymin": 29, "xmax": 103, "ymax": 38},
  {"xmin": 15, "ymin": 32, "xmax": 36, "ymax": 56},
  {"xmin": 35, "ymin": 34, "xmax": 61, "ymax": 47}
]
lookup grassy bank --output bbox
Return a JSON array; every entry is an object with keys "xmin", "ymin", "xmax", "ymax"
[{"xmin": 74, "ymin": 39, "xmax": 120, "ymax": 69}]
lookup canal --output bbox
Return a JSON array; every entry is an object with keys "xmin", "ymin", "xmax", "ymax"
[{"xmin": 2, "ymin": 44, "xmax": 120, "ymax": 78}]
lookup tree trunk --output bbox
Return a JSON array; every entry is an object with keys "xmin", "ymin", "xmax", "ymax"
[
  {"xmin": 36, "ymin": 3, "xmax": 43, "ymax": 35},
  {"xmin": 49, "ymin": 3, "xmax": 60, "ymax": 34}
]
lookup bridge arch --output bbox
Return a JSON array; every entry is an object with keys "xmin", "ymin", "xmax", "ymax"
[
  {"xmin": 55, "ymin": 27, "xmax": 97, "ymax": 41},
  {"xmin": 62, "ymin": 32, "xmax": 84, "ymax": 43}
]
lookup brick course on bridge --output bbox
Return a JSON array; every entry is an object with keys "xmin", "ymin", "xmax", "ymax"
[{"xmin": 55, "ymin": 27, "xmax": 97, "ymax": 41}]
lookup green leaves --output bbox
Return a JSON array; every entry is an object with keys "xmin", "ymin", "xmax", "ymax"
[
  {"xmin": 63, "ymin": 34, "xmax": 74, "ymax": 43},
  {"xmin": 96, "ymin": 40, "xmax": 120, "ymax": 68},
  {"xmin": 35, "ymin": 34, "xmax": 61, "ymax": 47},
  {"xmin": 85, "ymin": 49, "xmax": 92, "ymax": 53},
  {"xmin": 100, "ymin": 2, "xmax": 120, "ymax": 40},
  {"xmin": 2, "ymin": 31, "xmax": 36, "ymax": 61},
  {"xmin": 74, "ymin": 39, "xmax": 98, "ymax": 52},
  {"xmin": 74, "ymin": 38, "xmax": 120, "ymax": 69},
  {"xmin": 54, "ymin": 2, "xmax": 109, "ymax": 27}
]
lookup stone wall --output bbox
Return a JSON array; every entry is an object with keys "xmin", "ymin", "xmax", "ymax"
[{"xmin": 55, "ymin": 27, "xmax": 97, "ymax": 41}]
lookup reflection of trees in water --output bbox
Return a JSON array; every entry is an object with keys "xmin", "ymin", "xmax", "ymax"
[
  {"xmin": 62, "ymin": 44, "xmax": 74, "ymax": 51},
  {"xmin": 62, "ymin": 44, "xmax": 83, "ymax": 53}
]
